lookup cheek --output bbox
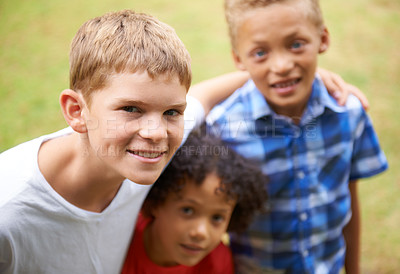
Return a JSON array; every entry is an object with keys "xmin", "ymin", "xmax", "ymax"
[
  {"xmin": 208, "ymin": 220, "xmax": 232, "ymax": 248},
  {"xmin": 167, "ymin": 120, "xmax": 185, "ymax": 145},
  {"xmin": 299, "ymin": 50, "xmax": 319, "ymax": 67},
  {"xmin": 119, "ymin": 120, "xmax": 140, "ymax": 136},
  {"xmin": 95, "ymin": 124, "xmax": 135, "ymax": 151},
  {"xmin": 154, "ymin": 208, "xmax": 184, "ymax": 234},
  {"xmin": 247, "ymin": 62, "xmax": 268, "ymax": 80},
  {"xmin": 86, "ymin": 112, "xmax": 130, "ymax": 140},
  {"xmin": 210, "ymin": 229, "xmax": 226, "ymax": 250},
  {"xmin": 162, "ymin": 220, "xmax": 186, "ymax": 247}
]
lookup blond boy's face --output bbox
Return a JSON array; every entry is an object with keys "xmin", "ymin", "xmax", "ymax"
[
  {"xmin": 232, "ymin": 2, "xmax": 329, "ymax": 119},
  {"xmin": 147, "ymin": 173, "xmax": 235, "ymax": 267},
  {"xmin": 81, "ymin": 71, "xmax": 187, "ymax": 185}
]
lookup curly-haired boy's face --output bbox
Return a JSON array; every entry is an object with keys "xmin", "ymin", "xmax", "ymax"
[
  {"xmin": 79, "ymin": 71, "xmax": 187, "ymax": 185},
  {"xmin": 145, "ymin": 173, "xmax": 236, "ymax": 266}
]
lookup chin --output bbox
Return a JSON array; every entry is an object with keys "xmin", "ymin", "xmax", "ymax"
[
  {"xmin": 180, "ymin": 259, "xmax": 202, "ymax": 267},
  {"xmin": 128, "ymin": 171, "xmax": 163, "ymax": 185}
]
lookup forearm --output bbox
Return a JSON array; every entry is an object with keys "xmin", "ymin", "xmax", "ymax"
[
  {"xmin": 343, "ymin": 181, "xmax": 361, "ymax": 274},
  {"xmin": 188, "ymin": 71, "xmax": 249, "ymax": 115}
]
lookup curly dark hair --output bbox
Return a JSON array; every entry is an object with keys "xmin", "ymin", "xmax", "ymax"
[{"xmin": 142, "ymin": 126, "xmax": 268, "ymax": 233}]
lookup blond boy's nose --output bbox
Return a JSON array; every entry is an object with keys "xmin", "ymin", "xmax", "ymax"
[{"xmin": 138, "ymin": 118, "xmax": 168, "ymax": 141}]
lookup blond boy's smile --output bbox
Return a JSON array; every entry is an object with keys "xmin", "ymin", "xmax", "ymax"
[
  {"xmin": 82, "ymin": 71, "xmax": 187, "ymax": 185},
  {"xmin": 127, "ymin": 149, "xmax": 166, "ymax": 160}
]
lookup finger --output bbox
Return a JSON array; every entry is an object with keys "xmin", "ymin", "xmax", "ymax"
[
  {"xmin": 319, "ymin": 70, "xmax": 338, "ymax": 94},
  {"xmin": 330, "ymin": 74, "xmax": 350, "ymax": 106},
  {"xmin": 323, "ymin": 72, "xmax": 349, "ymax": 106},
  {"xmin": 317, "ymin": 68, "xmax": 369, "ymax": 109},
  {"xmin": 346, "ymin": 84, "xmax": 370, "ymax": 110}
]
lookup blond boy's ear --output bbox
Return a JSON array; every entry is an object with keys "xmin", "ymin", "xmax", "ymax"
[
  {"xmin": 59, "ymin": 89, "xmax": 87, "ymax": 133},
  {"xmin": 319, "ymin": 27, "xmax": 330, "ymax": 54},
  {"xmin": 232, "ymin": 49, "xmax": 247, "ymax": 71}
]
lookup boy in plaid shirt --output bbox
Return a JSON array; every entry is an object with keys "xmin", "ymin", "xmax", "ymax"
[{"xmin": 205, "ymin": 0, "xmax": 388, "ymax": 273}]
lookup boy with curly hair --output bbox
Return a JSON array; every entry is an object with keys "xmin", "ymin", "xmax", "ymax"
[{"xmin": 121, "ymin": 128, "xmax": 268, "ymax": 273}]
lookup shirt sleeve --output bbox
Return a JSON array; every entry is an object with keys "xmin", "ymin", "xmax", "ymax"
[
  {"xmin": 0, "ymin": 227, "xmax": 14, "ymax": 274},
  {"xmin": 349, "ymin": 110, "xmax": 388, "ymax": 180}
]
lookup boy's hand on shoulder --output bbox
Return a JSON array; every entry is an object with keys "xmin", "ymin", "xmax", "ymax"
[{"xmin": 317, "ymin": 68, "xmax": 369, "ymax": 110}]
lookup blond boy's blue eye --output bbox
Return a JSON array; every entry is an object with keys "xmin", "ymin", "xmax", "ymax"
[
  {"xmin": 122, "ymin": 106, "xmax": 139, "ymax": 113},
  {"xmin": 164, "ymin": 109, "xmax": 180, "ymax": 116}
]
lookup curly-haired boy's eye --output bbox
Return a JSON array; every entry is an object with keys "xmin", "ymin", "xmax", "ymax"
[
  {"xmin": 212, "ymin": 214, "xmax": 225, "ymax": 224},
  {"xmin": 181, "ymin": 207, "xmax": 194, "ymax": 216}
]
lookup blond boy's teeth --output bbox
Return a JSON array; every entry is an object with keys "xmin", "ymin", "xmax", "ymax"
[
  {"xmin": 132, "ymin": 151, "xmax": 162, "ymax": 159},
  {"xmin": 128, "ymin": 150, "xmax": 162, "ymax": 158},
  {"xmin": 136, "ymin": 151, "xmax": 161, "ymax": 158}
]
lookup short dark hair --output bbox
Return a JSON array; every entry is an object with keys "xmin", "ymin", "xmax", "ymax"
[
  {"xmin": 142, "ymin": 126, "xmax": 268, "ymax": 233},
  {"xmin": 225, "ymin": 0, "xmax": 324, "ymax": 51}
]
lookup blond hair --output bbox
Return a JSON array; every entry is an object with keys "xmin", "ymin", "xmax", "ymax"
[
  {"xmin": 224, "ymin": 0, "xmax": 324, "ymax": 51},
  {"xmin": 69, "ymin": 10, "xmax": 191, "ymax": 104}
]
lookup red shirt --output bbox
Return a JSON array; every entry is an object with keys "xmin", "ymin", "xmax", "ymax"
[{"xmin": 121, "ymin": 214, "xmax": 234, "ymax": 274}]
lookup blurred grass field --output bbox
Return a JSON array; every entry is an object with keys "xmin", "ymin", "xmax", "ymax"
[{"xmin": 0, "ymin": 0, "xmax": 399, "ymax": 272}]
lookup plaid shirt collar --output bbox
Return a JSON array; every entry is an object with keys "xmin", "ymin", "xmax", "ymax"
[{"xmin": 248, "ymin": 76, "xmax": 346, "ymax": 125}]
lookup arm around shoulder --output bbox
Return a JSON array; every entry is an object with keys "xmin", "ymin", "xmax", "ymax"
[
  {"xmin": 317, "ymin": 68, "xmax": 369, "ymax": 109},
  {"xmin": 188, "ymin": 71, "xmax": 249, "ymax": 115}
]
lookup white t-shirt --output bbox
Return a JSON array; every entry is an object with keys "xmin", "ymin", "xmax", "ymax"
[{"xmin": 0, "ymin": 96, "xmax": 204, "ymax": 274}]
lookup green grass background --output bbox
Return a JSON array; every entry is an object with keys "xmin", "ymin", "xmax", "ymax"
[{"xmin": 0, "ymin": 0, "xmax": 399, "ymax": 272}]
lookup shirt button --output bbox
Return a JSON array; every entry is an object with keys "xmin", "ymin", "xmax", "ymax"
[
  {"xmin": 299, "ymin": 213, "xmax": 308, "ymax": 221},
  {"xmin": 297, "ymin": 171, "xmax": 305, "ymax": 179},
  {"xmin": 302, "ymin": 250, "xmax": 309, "ymax": 257},
  {"xmin": 292, "ymin": 127, "xmax": 301, "ymax": 137}
]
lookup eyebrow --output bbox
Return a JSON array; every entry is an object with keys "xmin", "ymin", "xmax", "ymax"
[
  {"xmin": 179, "ymin": 198, "xmax": 233, "ymax": 213},
  {"xmin": 114, "ymin": 98, "xmax": 187, "ymax": 109},
  {"xmin": 285, "ymin": 31, "xmax": 302, "ymax": 40}
]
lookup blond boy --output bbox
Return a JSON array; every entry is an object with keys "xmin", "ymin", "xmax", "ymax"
[{"xmin": 0, "ymin": 10, "xmax": 203, "ymax": 274}]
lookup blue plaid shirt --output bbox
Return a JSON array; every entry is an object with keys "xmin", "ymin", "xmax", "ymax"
[{"xmin": 206, "ymin": 78, "xmax": 388, "ymax": 274}]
